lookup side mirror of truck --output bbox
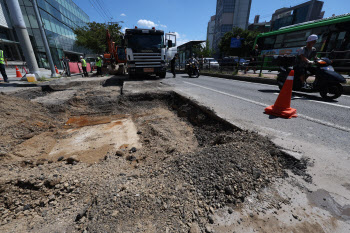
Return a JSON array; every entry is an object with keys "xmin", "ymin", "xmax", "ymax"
[
  {"xmin": 168, "ymin": 40, "xmax": 173, "ymax": 48},
  {"xmin": 120, "ymin": 35, "xmax": 125, "ymax": 47}
]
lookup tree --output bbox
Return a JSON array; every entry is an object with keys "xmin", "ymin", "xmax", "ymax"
[
  {"xmin": 219, "ymin": 27, "xmax": 260, "ymax": 57},
  {"xmin": 192, "ymin": 41, "xmax": 214, "ymax": 58},
  {"xmin": 73, "ymin": 22, "xmax": 123, "ymax": 54}
]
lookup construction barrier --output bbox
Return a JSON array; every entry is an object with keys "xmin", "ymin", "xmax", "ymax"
[{"xmin": 69, "ymin": 62, "xmax": 91, "ymax": 74}]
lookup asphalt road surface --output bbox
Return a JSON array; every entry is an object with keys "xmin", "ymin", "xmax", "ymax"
[{"xmin": 163, "ymin": 73, "xmax": 350, "ymax": 220}]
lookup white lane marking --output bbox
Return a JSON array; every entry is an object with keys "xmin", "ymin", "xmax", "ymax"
[
  {"xmin": 200, "ymin": 75, "xmax": 276, "ymax": 87},
  {"xmin": 184, "ymin": 81, "xmax": 350, "ymax": 132},
  {"xmin": 272, "ymin": 93, "xmax": 350, "ymax": 110},
  {"xmin": 183, "ymin": 81, "xmax": 266, "ymax": 107}
]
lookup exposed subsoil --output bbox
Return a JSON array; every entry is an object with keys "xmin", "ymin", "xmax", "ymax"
[{"xmin": 0, "ymin": 80, "xmax": 309, "ymax": 232}]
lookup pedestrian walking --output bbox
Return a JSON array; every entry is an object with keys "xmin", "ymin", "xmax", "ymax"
[
  {"xmin": 171, "ymin": 53, "xmax": 178, "ymax": 78},
  {"xmin": 0, "ymin": 50, "xmax": 9, "ymax": 83},
  {"xmin": 245, "ymin": 44, "xmax": 260, "ymax": 74},
  {"xmin": 96, "ymin": 55, "xmax": 103, "ymax": 77},
  {"xmin": 80, "ymin": 56, "xmax": 88, "ymax": 77}
]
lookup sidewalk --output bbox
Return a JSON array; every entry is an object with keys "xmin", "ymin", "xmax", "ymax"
[{"xmin": 0, "ymin": 68, "xmax": 106, "ymax": 93}]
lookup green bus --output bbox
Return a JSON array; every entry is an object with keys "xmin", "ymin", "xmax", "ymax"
[{"xmin": 254, "ymin": 13, "xmax": 350, "ymax": 71}]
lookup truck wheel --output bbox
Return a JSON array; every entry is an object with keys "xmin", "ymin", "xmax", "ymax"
[{"xmin": 159, "ymin": 72, "xmax": 166, "ymax": 79}]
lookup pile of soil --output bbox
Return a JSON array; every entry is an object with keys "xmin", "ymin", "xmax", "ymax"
[
  {"xmin": 0, "ymin": 86, "xmax": 306, "ymax": 232},
  {"xmin": 0, "ymin": 93, "xmax": 59, "ymax": 160}
]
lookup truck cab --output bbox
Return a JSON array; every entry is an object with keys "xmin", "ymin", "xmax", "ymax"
[{"xmin": 125, "ymin": 27, "xmax": 174, "ymax": 78}]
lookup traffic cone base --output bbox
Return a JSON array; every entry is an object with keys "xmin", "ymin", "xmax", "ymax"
[
  {"xmin": 264, "ymin": 70, "xmax": 297, "ymax": 119},
  {"xmin": 15, "ymin": 66, "xmax": 22, "ymax": 78},
  {"xmin": 265, "ymin": 105, "xmax": 297, "ymax": 119}
]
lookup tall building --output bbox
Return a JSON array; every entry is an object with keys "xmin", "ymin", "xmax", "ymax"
[
  {"xmin": 206, "ymin": 15, "xmax": 216, "ymax": 51},
  {"xmin": 0, "ymin": 0, "xmax": 90, "ymax": 69},
  {"xmin": 248, "ymin": 15, "xmax": 270, "ymax": 33},
  {"xmin": 213, "ymin": 0, "xmax": 252, "ymax": 57},
  {"xmin": 271, "ymin": 0, "xmax": 324, "ymax": 31}
]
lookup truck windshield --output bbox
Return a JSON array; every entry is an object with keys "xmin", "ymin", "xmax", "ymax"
[{"xmin": 127, "ymin": 34, "xmax": 164, "ymax": 50}]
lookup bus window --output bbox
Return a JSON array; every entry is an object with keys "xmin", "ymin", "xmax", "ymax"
[
  {"xmin": 312, "ymin": 26, "xmax": 329, "ymax": 51},
  {"xmin": 263, "ymin": 36, "xmax": 276, "ymax": 50},
  {"xmin": 326, "ymin": 32, "xmax": 339, "ymax": 52},
  {"xmin": 274, "ymin": 34, "xmax": 285, "ymax": 49},
  {"xmin": 256, "ymin": 37, "xmax": 264, "ymax": 49},
  {"xmin": 335, "ymin": 31, "xmax": 347, "ymax": 49},
  {"xmin": 283, "ymin": 30, "xmax": 311, "ymax": 48}
]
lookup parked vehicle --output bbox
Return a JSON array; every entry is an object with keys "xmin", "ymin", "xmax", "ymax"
[
  {"xmin": 203, "ymin": 58, "xmax": 220, "ymax": 69},
  {"xmin": 219, "ymin": 57, "xmax": 249, "ymax": 70},
  {"xmin": 276, "ymin": 56, "xmax": 346, "ymax": 100},
  {"xmin": 186, "ymin": 59, "xmax": 200, "ymax": 78}
]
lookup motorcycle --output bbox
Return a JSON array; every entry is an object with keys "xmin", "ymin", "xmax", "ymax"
[
  {"xmin": 186, "ymin": 60, "xmax": 200, "ymax": 78},
  {"xmin": 276, "ymin": 56, "xmax": 346, "ymax": 100}
]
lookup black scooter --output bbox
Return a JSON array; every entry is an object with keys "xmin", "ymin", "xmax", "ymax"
[
  {"xmin": 276, "ymin": 56, "xmax": 346, "ymax": 100},
  {"xmin": 186, "ymin": 60, "xmax": 200, "ymax": 78}
]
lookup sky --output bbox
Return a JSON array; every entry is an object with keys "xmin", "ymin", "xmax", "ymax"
[{"xmin": 73, "ymin": 0, "xmax": 350, "ymax": 46}]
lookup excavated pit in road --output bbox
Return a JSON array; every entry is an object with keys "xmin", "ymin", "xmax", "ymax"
[{"xmin": 0, "ymin": 80, "xmax": 311, "ymax": 232}]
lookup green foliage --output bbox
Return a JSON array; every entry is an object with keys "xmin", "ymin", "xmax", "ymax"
[
  {"xmin": 219, "ymin": 27, "xmax": 260, "ymax": 57},
  {"xmin": 73, "ymin": 22, "xmax": 122, "ymax": 54},
  {"xmin": 192, "ymin": 41, "xmax": 214, "ymax": 58}
]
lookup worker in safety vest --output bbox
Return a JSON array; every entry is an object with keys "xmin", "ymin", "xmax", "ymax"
[
  {"xmin": 96, "ymin": 55, "xmax": 103, "ymax": 77},
  {"xmin": 0, "ymin": 50, "xmax": 9, "ymax": 83},
  {"xmin": 80, "ymin": 56, "xmax": 88, "ymax": 77}
]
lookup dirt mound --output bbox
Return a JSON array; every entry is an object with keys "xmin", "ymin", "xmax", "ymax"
[
  {"xmin": 0, "ymin": 87, "xmax": 309, "ymax": 232},
  {"xmin": 172, "ymin": 130, "xmax": 283, "ymax": 206},
  {"xmin": 0, "ymin": 94, "xmax": 59, "ymax": 160}
]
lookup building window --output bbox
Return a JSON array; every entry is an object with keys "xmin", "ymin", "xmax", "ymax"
[
  {"xmin": 223, "ymin": 0, "xmax": 235, "ymax": 13},
  {"xmin": 221, "ymin": 24, "xmax": 233, "ymax": 33}
]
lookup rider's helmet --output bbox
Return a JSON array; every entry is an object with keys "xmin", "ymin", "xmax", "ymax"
[
  {"xmin": 307, "ymin": 34, "xmax": 318, "ymax": 43},
  {"xmin": 80, "ymin": 56, "xmax": 83, "ymax": 59}
]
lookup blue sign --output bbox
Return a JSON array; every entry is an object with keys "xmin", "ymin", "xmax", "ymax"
[{"xmin": 230, "ymin": 38, "xmax": 244, "ymax": 48}]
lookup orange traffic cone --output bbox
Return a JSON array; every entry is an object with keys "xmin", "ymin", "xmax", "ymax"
[
  {"xmin": 15, "ymin": 66, "xmax": 22, "ymax": 78},
  {"xmin": 264, "ymin": 70, "xmax": 297, "ymax": 119},
  {"xmin": 55, "ymin": 65, "xmax": 59, "ymax": 74}
]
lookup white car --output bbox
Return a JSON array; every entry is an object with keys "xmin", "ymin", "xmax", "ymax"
[{"xmin": 203, "ymin": 58, "xmax": 219, "ymax": 69}]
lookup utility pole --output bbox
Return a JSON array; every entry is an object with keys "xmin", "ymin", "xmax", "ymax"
[
  {"xmin": 7, "ymin": 0, "xmax": 41, "ymax": 78},
  {"xmin": 32, "ymin": 0, "xmax": 57, "ymax": 77}
]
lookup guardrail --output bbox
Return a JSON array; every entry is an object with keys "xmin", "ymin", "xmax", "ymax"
[{"xmin": 176, "ymin": 50, "xmax": 350, "ymax": 75}]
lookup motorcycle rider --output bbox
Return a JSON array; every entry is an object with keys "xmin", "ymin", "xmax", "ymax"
[{"xmin": 295, "ymin": 34, "xmax": 318, "ymax": 88}]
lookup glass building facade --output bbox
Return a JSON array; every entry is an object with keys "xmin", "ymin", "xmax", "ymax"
[
  {"xmin": 271, "ymin": 0, "xmax": 324, "ymax": 31},
  {"xmin": 0, "ymin": 0, "xmax": 90, "ymax": 69},
  {"xmin": 213, "ymin": 0, "xmax": 252, "ymax": 57}
]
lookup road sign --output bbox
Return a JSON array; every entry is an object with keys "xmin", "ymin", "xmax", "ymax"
[{"xmin": 230, "ymin": 37, "xmax": 244, "ymax": 48}]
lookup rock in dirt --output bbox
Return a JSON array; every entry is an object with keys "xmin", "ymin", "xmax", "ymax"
[
  {"xmin": 129, "ymin": 147, "xmax": 137, "ymax": 153},
  {"xmin": 224, "ymin": 187, "xmax": 234, "ymax": 196},
  {"xmin": 66, "ymin": 157, "xmax": 79, "ymax": 164},
  {"xmin": 57, "ymin": 156, "xmax": 64, "ymax": 162},
  {"xmin": 115, "ymin": 151, "xmax": 124, "ymax": 157},
  {"xmin": 126, "ymin": 155, "xmax": 136, "ymax": 161},
  {"xmin": 189, "ymin": 222, "xmax": 201, "ymax": 233}
]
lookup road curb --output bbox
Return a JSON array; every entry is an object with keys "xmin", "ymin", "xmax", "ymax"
[{"xmin": 200, "ymin": 72, "xmax": 350, "ymax": 95}]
